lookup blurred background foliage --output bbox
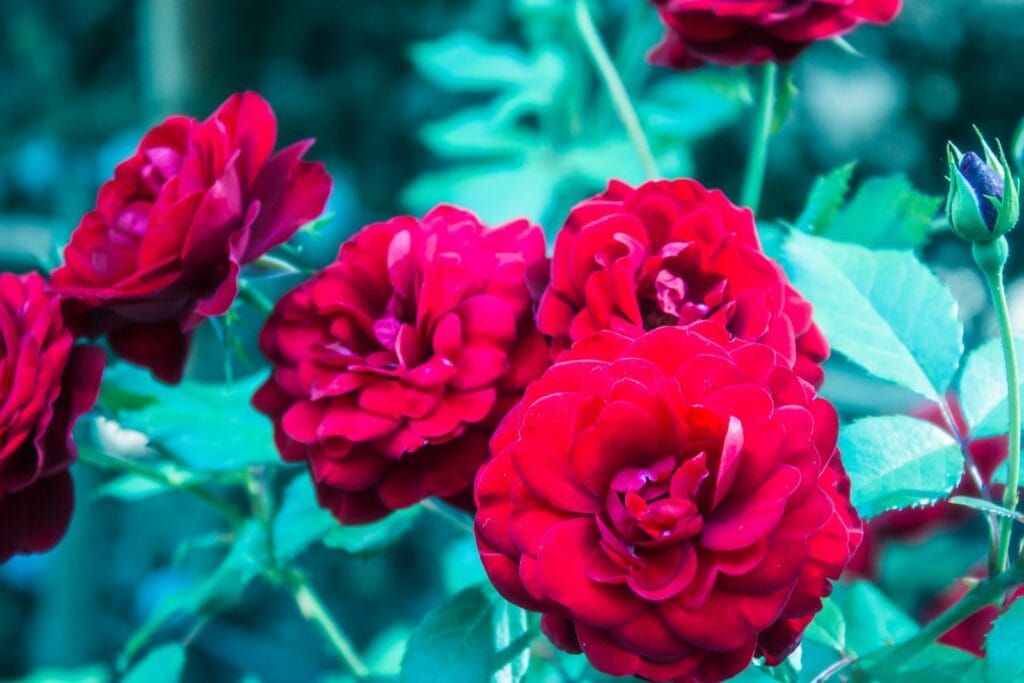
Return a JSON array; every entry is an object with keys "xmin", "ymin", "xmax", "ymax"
[{"xmin": 1, "ymin": 0, "xmax": 1024, "ymax": 681}]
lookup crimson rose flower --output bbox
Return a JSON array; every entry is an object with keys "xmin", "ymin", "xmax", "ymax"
[
  {"xmin": 475, "ymin": 323, "xmax": 861, "ymax": 682},
  {"xmin": 537, "ymin": 179, "xmax": 828, "ymax": 388},
  {"xmin": 0, "ymin": 273, "xmax": 104, "ymax": 563},
  {"xmin": 52, "ymin": 92, "xmax": 332, "ymax": 383},
  {"xmin": 254, "ymin": 206, "xmax": 550, "ymax": 523},
  {"xmin": 649, "ymin": 0, "xmax": 901, "ymax": 70}
]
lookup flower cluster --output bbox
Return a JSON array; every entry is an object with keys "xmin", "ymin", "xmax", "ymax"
[{"xmin": 254, "ymin": 177, "xmax": 858, "ymax": 681}]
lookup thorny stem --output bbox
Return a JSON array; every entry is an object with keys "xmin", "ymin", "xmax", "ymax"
[{"xmin": 284, "ymin": 569, "xmax": 370, "ymax": 678}]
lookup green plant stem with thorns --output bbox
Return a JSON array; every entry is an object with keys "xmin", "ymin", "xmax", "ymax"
[
  {"xmin": 574, "ymin": 0, "xmax": 659, "ymax": 180},
  {"xmin": 741, "ymin": 62, "xmax": 777, "ymax": 212},
  {"xmin": 284, "ymin": 569, "xmax": 370, "ymax": 679},
  {"xmin": 973, "ymin": 237, "xmax": 1023, "ymax": 572},
  {"xmin": 856, "ymin": 560, "xmax": 1024, "ymax": 678}
]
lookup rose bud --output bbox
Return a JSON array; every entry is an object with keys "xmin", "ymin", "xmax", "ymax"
[
  {"xmin": 52, "ymin": 92, "xmax": 332, "ymax": 383},
  {"xmin": 475, "ymin": 323, "xmax": 862, "ymax": 683},
  {"xmin": 947, "ymin": 132, "xmax": 1020, "ymax": 244},
  {"xmin": 0, "ymin": 273, "xmax": 105, "ymax": 563},
  {"xmin": 254, "ymin": 206, "xmax": 550, "ymax": 524}
]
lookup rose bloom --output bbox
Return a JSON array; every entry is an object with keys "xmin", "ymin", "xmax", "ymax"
[
  {"xmin": 846, "ymin": 395, "xmax": 1006, "ymax": 579},
  {"xmin": 52, "ymin": 92, "xmax": 332, "ymax": 383},
  {"xmin": 537, "ymin": 179, "xmax": 828, "ymax": 388},
  {"xmin": 649, "ymin": 0, "xmax": 901, "ymax": 70},
  {"xmin": 254, "ymin": 206, "xmax": 550, "ymax": 523},
  {"xmin": 0, "ymin": 273, "xmax": 104, "ymax": 563},
  {"xmin": 475, "ymin": 323, "xmax": 861, "ymax": 682}
]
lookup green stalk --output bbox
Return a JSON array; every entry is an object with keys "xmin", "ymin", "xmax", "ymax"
[
  {"xmin": 285, "ymin": 569, "xmax": 370, "ymax": 678},
  {"xmin": 973, "ymin": 237, "xmax": 1022, "ymax": 571},
  {"xmin": 741, "ymin": 62, "xmax": 778, "ymax": 212},
  {"xmin": 863, "ymin": 560, "xmax": 1024, "ymax": 674},
  {"xmin": 78, "ymin": 446, "xmax": 245, "ymax": 527},
  {"xmin": 574, "ymin": 0, "xmax": 659, "ymax": 180}
]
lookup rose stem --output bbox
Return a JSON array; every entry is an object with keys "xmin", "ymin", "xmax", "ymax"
[
  {"xmin": 78, "ymin": 445, "xmax": 246, "ymax": 528},
  {"xmin": 861, "ymin": 560, "xmax": 1024, "ymax": 675},
  {"xmin": 574, "ymin": 0, "xmax": 659, "ymax": 181},
  {"xmin": 741, "ymin": 62, "xmax": 777, "ymax": 212},
  {"xmin": 284, "ymin": 569, "xmax": 370, "ymax": 678},
  {"xmin": 973, "ymin": 237, "xmax": 1022, "ymax": 571}
]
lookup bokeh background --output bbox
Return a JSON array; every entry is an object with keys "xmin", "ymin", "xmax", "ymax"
[{"xmin": 1, "ymin": 1, "xmax": 1023, "ymax": 681}]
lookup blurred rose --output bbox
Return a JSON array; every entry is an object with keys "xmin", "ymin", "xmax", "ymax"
[
  {"xmin": 0, "ymin": 273, "xmax": 104, "ymax": 563},
  {"xmin": 649, "ymin": 0, "xmax": 901, "ymax": 70}
]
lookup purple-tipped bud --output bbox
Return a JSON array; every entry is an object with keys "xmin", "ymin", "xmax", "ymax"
[{"xmin": 959, "ymin": 151, "xmax": 1005, "ymax": 230}]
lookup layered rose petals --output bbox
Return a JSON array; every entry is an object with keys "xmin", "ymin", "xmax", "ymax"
[
  {"xmin": 254, "ymin": 206, "xmax": 550, "ymax": 524},
  {"xmin": 537, "ymin": 179, "xmax": 828, "ymax": 388},
  {"xmin": 649, "ymin": 0, "xmax": 902, "ymax": 70},
  {"xmin": 0, "ymin": 273, "xmax": 104, "ymax": 563},
  {"xmin": 52, "ymin": 92, "xmax": 332, "ymax": 383},
  {"xmin": 475, "ymin": 323, "xmax": 861, "ymax": 682}
]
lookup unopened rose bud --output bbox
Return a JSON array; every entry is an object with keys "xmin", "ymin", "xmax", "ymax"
[{"xmin": 946, "ymin": 130, "xmax": 1020, "ymax": 244}]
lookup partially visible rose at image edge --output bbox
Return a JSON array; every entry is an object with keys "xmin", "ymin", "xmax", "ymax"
[
  {"xmin": 254, "ymin": 205, "xmax": 550, "ymax": 524},
  {"xmin": 51, "ymin": 91, "xmax": 332, "ymax": 384},
  {"xmin": 648, "ymin": 0, "xmax": 902, "ymax": 70},
  {"xmin": 475, "ymin": 323, "xmax": 862, "ymax": 682},
  {"xmin": 0, "ymin": 272, "xmax": 105, "ymax": 563}
]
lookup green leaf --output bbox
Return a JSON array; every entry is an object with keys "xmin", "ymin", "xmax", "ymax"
[
  {"xmin": 771, "ymin": 67, "xmax": 798, "ymax": 133},
  {"xmin": 401, "ymin": 586, "xmax": 497, "ymax": 683},
  {"xmin": 410, "ymin": 33, "xmax": 560, "ymax": 95},
  {"xmin": 493, "ymin": 602, "xmax": 530, "ymax": 683},
  {"xmin": 99, "ymin": 366, "xmax": 280, "ymax": 472},
  {"xmin": 823, "ymin": 175, "xmax": 943, "ymax": 248},
  {"xmin": 795, "ymin": 163, "xmax": 855, "ymax": 234},
  {"xmin": 949, "ymin": 495, "xmax": 1024, "ymax": 522},
  {"xmin": 122, "ymin": 644, "xmax": 185, "ymax": 683},
  {"xmin": 273, "ymin": 475, "xmax": 339, "ymax": 563},
  {"xmin": 9, "ymin": 665, "xmax": 109, "ymax": 683},
  {"xmin": 884, "ymin": 643, "xmax": 984, "ymax": 683},
  {"xmin": 830, "ymin": 581, "xmax": 919, "ymax": 656},
  {"xmin": 985, "ymin": 595, "xmax": 1024, "ymax": 682},
  {"xmin": 442, "ymin": 535, "xmax": 488, "ymax": 595},
  {"xmin": 803, "ymin": 597, "xmax": 847, "ymax": 654},
  {"xmin": 119, "ymin": 523, "xmax": 266, "ymax": 669},
  {"xmin": 840, "ymin": 415, "xmax": 963, "ymax": 520},
  {"xmin": 640, "ymin": 72, "xmax": 748, "ymax": 141},
  {"xmin": 957, "ymin": 337, "xmax": 1024, "ymax": 437},
  {"xmin": 324, "ymin": 507, "xmax": 420, "ymax": 555},
  {"xmin": 782, "ymin": 232, "xmax": 963, "ymax": 401}
]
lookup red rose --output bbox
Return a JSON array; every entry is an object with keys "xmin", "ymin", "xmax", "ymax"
[
  {"xmin": 475, "ymin": 323, "xmax": 861, "ymax": 683},
  {"xmin": 254, "ymin": 206, "xmax": 550, "ymax": 523},
  {"xmin": 649, "ymin": 0, "xmax": 901, "ymax": 70},
  {"xmin": 847, "ymin": 395, "xmax": 1007, "ymax": 579},
  {"xmin": 537, "ymin": 179, "xmax": 828, "ymax": 388},
  {"xmin": 52, "ymin": 92, "xmax": 332, "ymax": 383},
  {"xmin": 0, "ymin": 273, "xmax": 104, "ymax": 563}
]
